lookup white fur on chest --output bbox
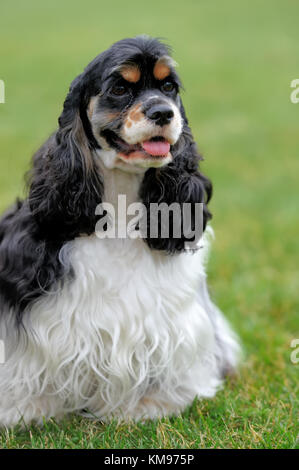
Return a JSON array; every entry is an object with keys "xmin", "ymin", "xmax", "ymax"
[{"xmin": 26, "ymin": 234, "xmax": 216, "ymax": 414}]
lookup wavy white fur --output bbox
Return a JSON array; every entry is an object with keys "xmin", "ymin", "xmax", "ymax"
[{"xmin": 0, "ymin": 162, "xmax": 240, "ymax": 428}]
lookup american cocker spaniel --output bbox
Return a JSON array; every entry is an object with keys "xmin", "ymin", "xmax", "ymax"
[{"xmin": 0, "ymin": 36, "xmax": 240, "ymax": 427}]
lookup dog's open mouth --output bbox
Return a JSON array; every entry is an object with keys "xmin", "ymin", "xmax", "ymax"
[{"xmin": 101, "ymin": 130, "xmax": 172, "ymax": 162}]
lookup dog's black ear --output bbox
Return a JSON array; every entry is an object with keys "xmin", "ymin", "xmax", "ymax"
[
  {"xmin": 28, "ymin": 74, "xmax": 103, "ymax": 241},
  {"xmin": 139, "ymin": 97, "xmax": 212, "ymax": 253}
]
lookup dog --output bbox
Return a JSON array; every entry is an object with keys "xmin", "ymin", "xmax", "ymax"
[{"xmin": 0, "ymin": 36, "xmax": 240, "ymax": 427}]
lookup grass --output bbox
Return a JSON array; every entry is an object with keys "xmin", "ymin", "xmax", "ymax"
[{"xmin": 0, "ymin": 0, "xmax": 298, "ymax": 449}]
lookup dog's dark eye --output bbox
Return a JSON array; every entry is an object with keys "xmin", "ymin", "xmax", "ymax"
[
  {"xmin": 161, "ymin": 81, "xmax": 175, "ymax": 93},
  {"xmin": 111, "ymin": 85, "xmax": 127, "ymax": 96}
]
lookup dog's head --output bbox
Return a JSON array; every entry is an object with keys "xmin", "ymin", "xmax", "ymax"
[
  {"xmin": 58, "ymin": 36, "xmax": 185, "ymax": 172},
  {"xmin": 29, "ymin": 36, "xmax": 212, "ymax": 251},
  {"xmin": 85, "ymin": 37, "xmax": 182, "ymax": 171}
]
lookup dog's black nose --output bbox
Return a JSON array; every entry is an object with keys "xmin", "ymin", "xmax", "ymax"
[{"xmin": 145, "ymin": 104, "xmax": 174, "ymax": 126}]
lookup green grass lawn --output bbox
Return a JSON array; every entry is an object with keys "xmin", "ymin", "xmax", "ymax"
[{"xmin": 0, "ymin": 0, "xmax": 298, "ymax": 449}]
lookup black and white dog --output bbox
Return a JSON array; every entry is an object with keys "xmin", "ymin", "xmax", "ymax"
[{"xmin": 0, "ymin": 36, "xmax": 239, "ymax": 427}]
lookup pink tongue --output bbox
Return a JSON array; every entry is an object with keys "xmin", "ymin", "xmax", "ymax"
[{"xmin": 142, "ymin": 140, "xmax": 170, "ymax": 156}]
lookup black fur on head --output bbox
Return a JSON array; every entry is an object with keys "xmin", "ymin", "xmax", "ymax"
[{"xmin": 0, "ymin": 35, "xmax": 212, "ymax": 322}]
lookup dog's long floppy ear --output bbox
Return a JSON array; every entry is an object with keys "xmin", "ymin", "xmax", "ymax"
[
  {"xmin": 139, "ymin": 97, "xmax": 212, "ymax": 253},
  {"xmin": 28, "ymin": 74, "xmax": 103, "ymax": 241}
]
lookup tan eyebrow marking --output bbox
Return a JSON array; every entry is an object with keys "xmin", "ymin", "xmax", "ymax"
[
  {"xmin": 153, "ymin": 55, "xmax": 177, "ymax": 81},
  {"xmin": 119, "ymin": 64, "xmax": 141, "ymax": 83},
  {"xmin": 154, "ymin": 63, "xmax": 170, "ymax": 81}
]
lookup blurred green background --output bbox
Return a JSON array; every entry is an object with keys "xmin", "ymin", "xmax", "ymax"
[{"xmin": 0, "ymin": 0, "xmax": 298, "ymax": 448}]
